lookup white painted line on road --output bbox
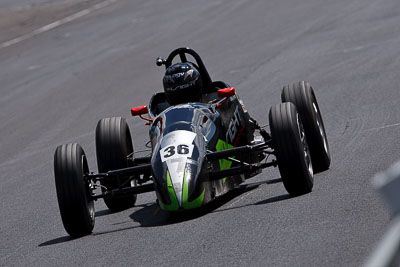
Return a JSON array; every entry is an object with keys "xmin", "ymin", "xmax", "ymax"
[
  {"xmin": 364, "ymin": 122, "xmax": 400, "ymax": 132},
  {"xmin": 0, "ymin": 0, "xmax": 118, "ymax": 50}
]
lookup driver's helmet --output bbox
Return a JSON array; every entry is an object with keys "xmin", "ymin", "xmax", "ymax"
[{"xmin": 163, "ymin": 62, "xmax": 203, "ymax": 105}]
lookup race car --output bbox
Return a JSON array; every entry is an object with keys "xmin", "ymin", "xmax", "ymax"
[{"xmin": 54, "ymin": 47, "xmax": 331, "ymax": 237}]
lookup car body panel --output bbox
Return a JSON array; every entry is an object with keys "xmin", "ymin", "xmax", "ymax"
[{"xmin": 149, "ymin": 97, "xmax": 254, "ymax": 211}]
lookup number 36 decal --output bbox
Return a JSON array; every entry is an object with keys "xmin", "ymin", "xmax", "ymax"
[{"xmin": 160, "ymin": 144, "xmax": 194, "ymax": 162}]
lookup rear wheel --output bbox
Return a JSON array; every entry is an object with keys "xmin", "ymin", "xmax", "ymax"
[
  {"xmin": 269, "ymin": 103, "xmax": 313, "ymax": 196},
  {"xmin": 96, "ymin": 117, "xmax": 137, "ymax": 211},
  {"xmin": 54, "ymin": 143, "xmax": 95, "ymax": 237},
  {"xmin": 281, "ymin": 81, "xmax": 330, "ymax": 172}
]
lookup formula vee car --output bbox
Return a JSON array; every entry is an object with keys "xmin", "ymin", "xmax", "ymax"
[{"xmin": 54, "ymin": 47, "xmax": 330, "ymax": 237}]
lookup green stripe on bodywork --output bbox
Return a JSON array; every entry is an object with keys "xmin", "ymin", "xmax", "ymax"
[
  {"xmin": 182, "ymin": 171, "xmax": 205, "ymax": 209},
  {"xmin": 159, "ymin": 171, "xmax": 180, "ymax": 211},
  {"xmin": 159, "ymin": 170, "xmax": 205, "ymax": 211},
  {"xmin": 216, "ymin": 139, "xmax": 234, "ymax": 183}
]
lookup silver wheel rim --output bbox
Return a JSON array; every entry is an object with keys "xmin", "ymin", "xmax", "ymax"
[
  {"xmin": 313, "ymin": 102, "xmax": 328, "ymax": 153},
  {"xmin": 297, "ymin": 114, "xmax": 313, "ymax": 176}
]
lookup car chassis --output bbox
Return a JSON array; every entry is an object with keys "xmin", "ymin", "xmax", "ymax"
[{"xmin": 87, "ymin": 136, "xmax": 276, "ymax": 201}]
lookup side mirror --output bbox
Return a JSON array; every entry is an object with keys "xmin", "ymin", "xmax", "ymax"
[
  {"xmin": 217, "ymin": 87, "xmax": 235, "ymax": 98},
  {"xmin": 131, "ymin": 105, "xmax": 149, "ymax": 116}
]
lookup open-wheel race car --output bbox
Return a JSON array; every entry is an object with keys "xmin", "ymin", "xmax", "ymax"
[{"xmin": 54, "ymin": 47, "xmax": 331, "ymax": 237}]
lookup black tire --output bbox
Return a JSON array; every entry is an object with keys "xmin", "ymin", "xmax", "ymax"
[
  {"xmin": 96, "ymin": 117, "xmax": 137, "ymax": 211},
  {"xmin": 269, "ymin": 103, "xmax": 314, "ymax": 196},
  {"xmin": 281, "ymin": 81, "xmax": 330, "ymax": 173},
  {"xmin": 54, "ymin": 143, "xmax": 95, "ymax": 237}
]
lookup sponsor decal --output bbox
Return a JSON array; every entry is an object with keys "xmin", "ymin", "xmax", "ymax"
[
  {"xmin": 175, "ymin": 80, "xmax": 196, "ymax": 91},
  {"xmin": 226, "ymin": 106, "xmax": 242, "ymax": 144},
  {"xmin": 164, "ymin": 69, "xmax": 194, "ymax": 83}
]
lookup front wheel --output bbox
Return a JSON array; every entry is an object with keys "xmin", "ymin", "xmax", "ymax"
[
  {"xmin": 54, "ymin": 143, "xmax": 95, "ymax": 237},
  {"xmin": 269, "ymin": 102, "xmax": 313, "ymax": 196}
]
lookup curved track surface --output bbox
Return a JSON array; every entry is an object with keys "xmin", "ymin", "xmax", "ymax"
[{"xmin": 1, "ymin": 0, "xmax": 399, "ymax": 265}]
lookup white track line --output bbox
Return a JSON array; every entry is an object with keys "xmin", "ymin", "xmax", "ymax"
[
  {"xmin": 364, "ymin": 122, "xmax": 400, "ymax": 132},
  {"xmin": 0, "ymin": 0, "xmax": 117, "ymax": 50}
]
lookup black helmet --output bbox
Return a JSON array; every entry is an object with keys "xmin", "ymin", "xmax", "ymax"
[{"xmin": 163, "ymin": 62, "xmax": 203, "ymax": 105}]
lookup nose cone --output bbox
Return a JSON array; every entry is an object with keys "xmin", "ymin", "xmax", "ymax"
[
  {"xmin": 160, "ymin": 168, "xmax": 205, "ymax": 211},
  {"xmin": 152, "ymin": 129, "xmax": 206, "ymax": 211}
]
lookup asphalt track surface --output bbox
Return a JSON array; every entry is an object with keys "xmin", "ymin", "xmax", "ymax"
[
  {"xmin": 0, "ymin": 0, "xmax": 84, "ymax": 10},
  {"xmin": 1, "ymin": 0, "xmax": 399, "ymax": 265}
]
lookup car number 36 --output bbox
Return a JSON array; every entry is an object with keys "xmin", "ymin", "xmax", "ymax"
[
  {"xmin": 160, "ymin": 144, "xmax": 194, "ymax": 162},
  {"xmin": 163, "ymin": 145, "xmax": 189, "ymax": 157}
]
